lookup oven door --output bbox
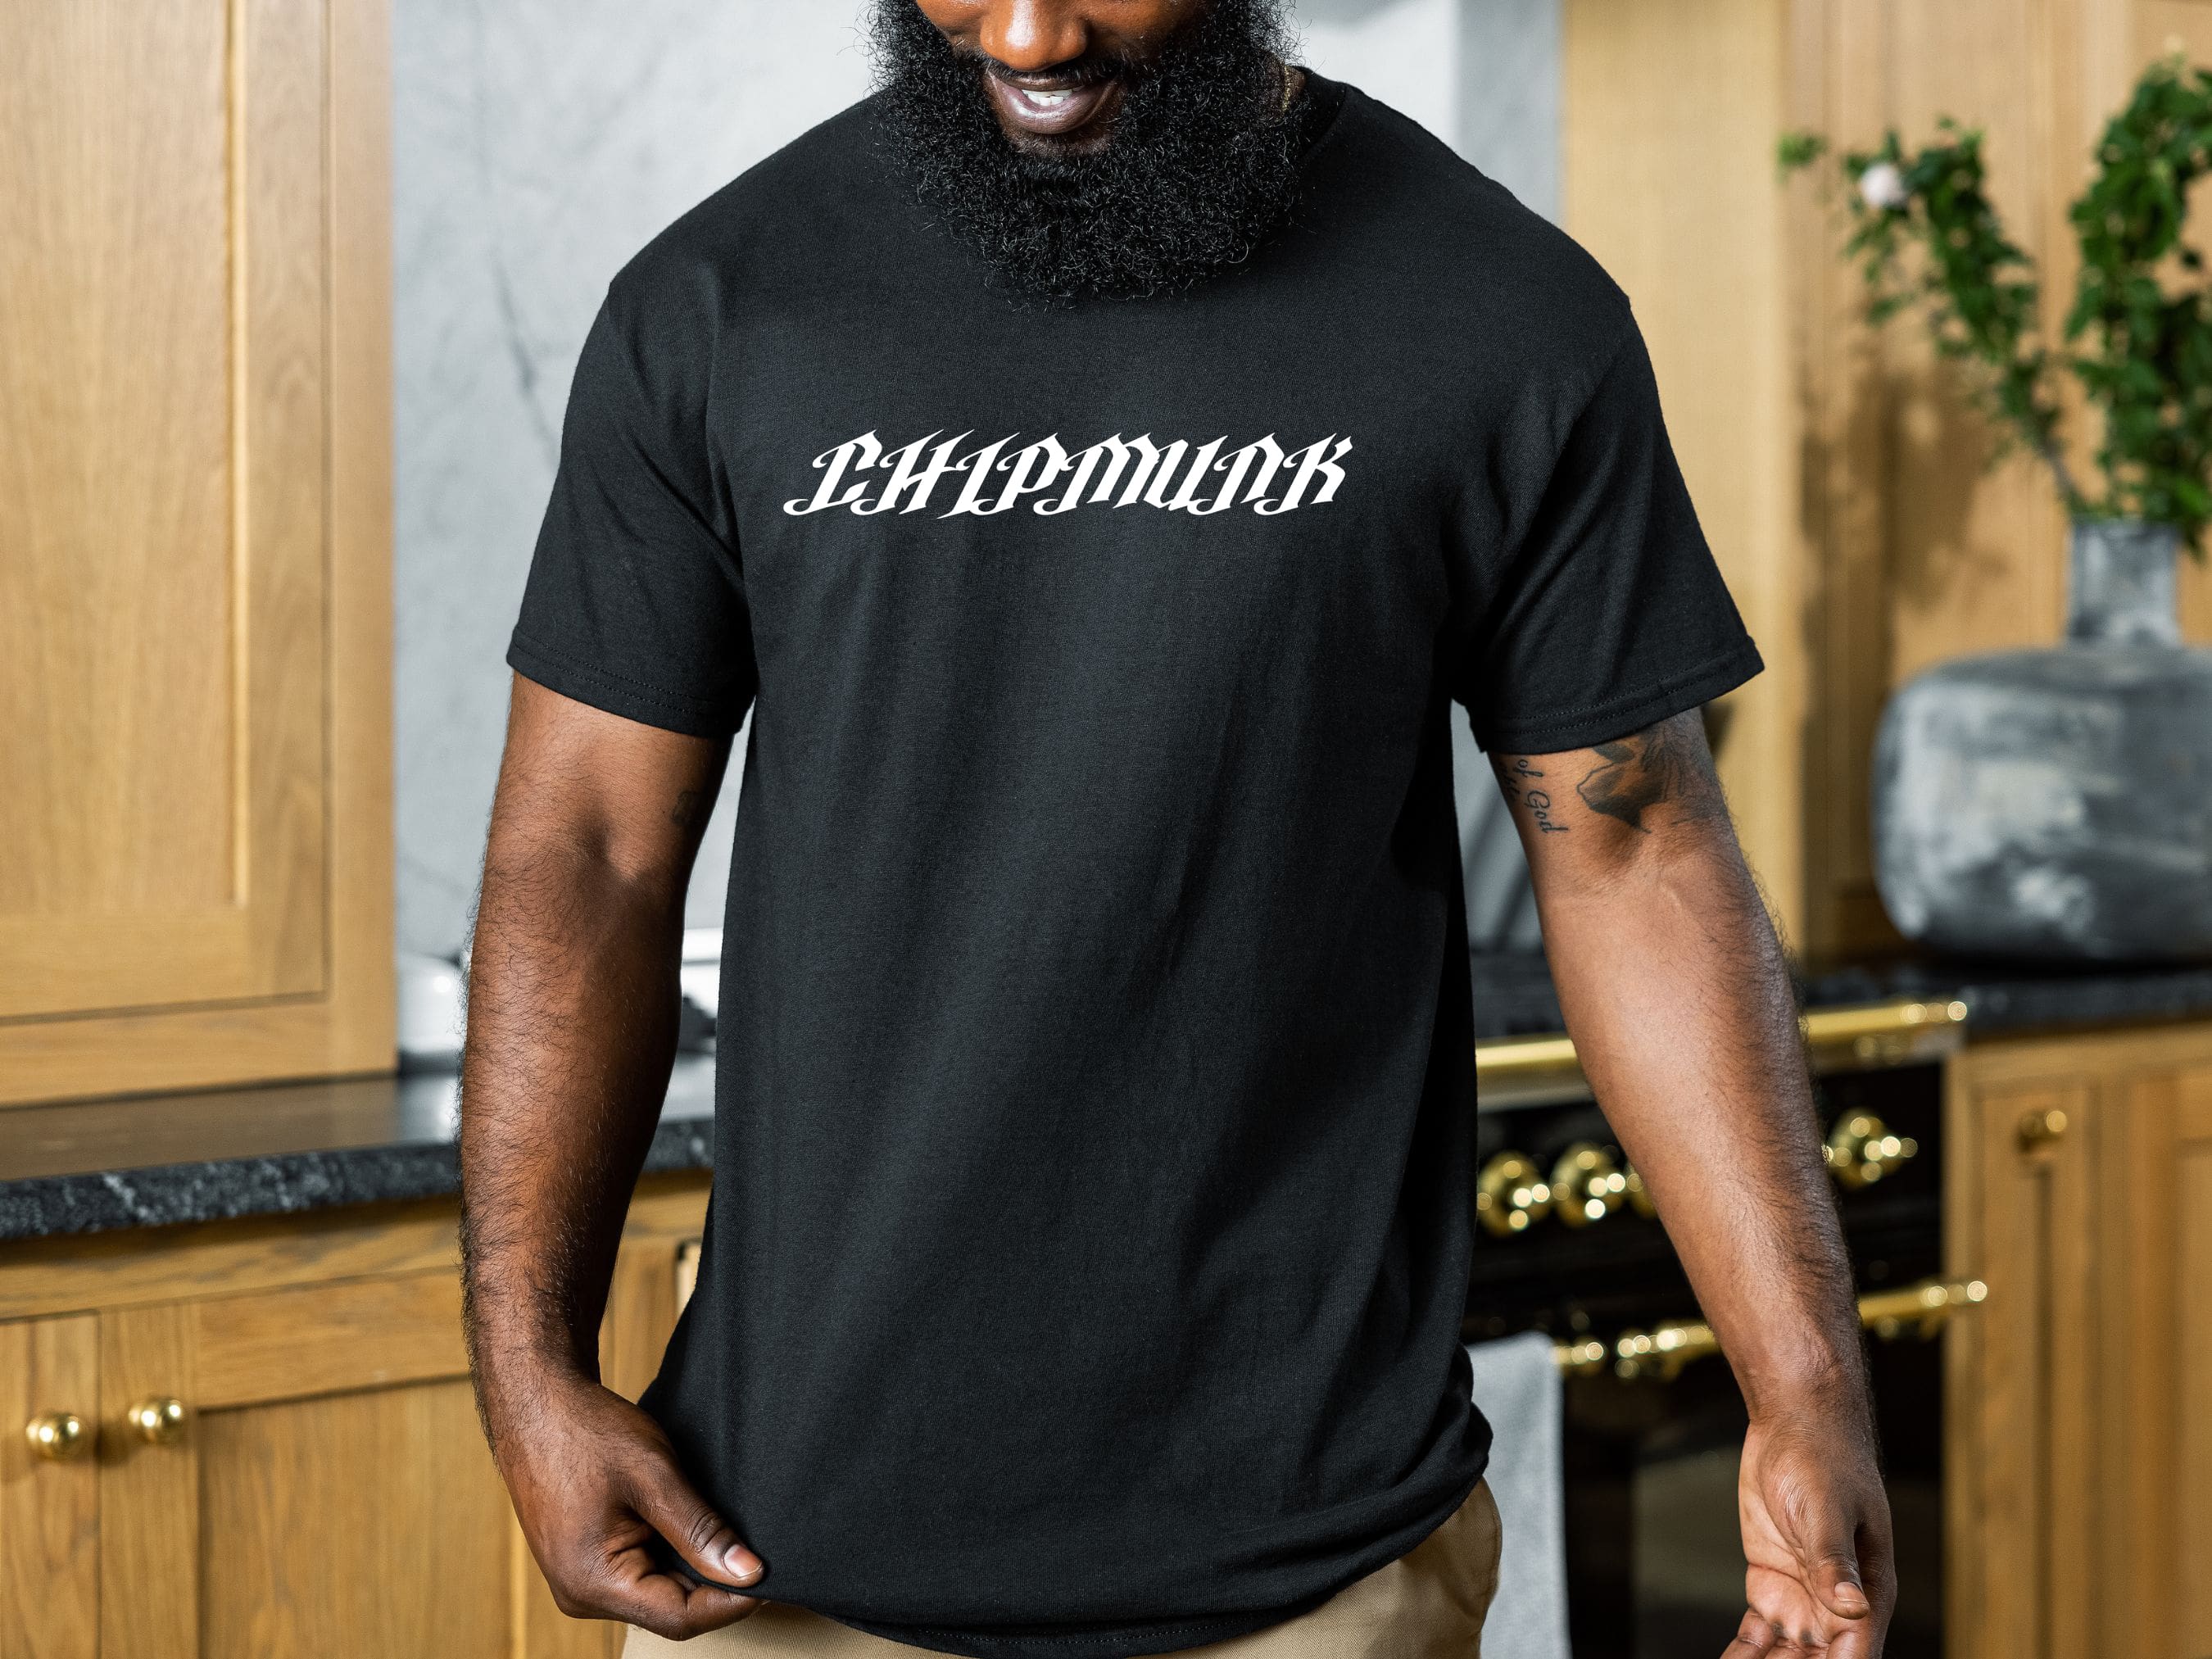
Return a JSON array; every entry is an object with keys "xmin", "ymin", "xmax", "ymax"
[{"xmin": 1466, "ymin": 1058, "xmax": 1951, "ymax": 1657}]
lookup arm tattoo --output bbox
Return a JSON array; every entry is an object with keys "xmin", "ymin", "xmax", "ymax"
[
  {"xmin": 1575, "ymin": 719, "xmax": 1710, "ymax": 832},
  {"xmin": 1494, "ymin": 755, "xmax": 1571, "ymax": 833}
]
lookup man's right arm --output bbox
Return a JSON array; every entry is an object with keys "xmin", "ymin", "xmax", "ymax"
[{"xmin": 460, "ymin": 673, "xmax": 762, "ymax": 1639}]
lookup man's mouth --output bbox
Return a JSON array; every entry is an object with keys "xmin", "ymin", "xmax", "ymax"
[{"xmin": 985, "ymin": 71, "xmax": 1124, "ymax": 140}]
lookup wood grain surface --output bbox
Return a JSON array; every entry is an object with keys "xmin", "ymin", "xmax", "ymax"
[{"xmin": 0, "ymin": 1314, "xmax": 99, "ymax": 1659}]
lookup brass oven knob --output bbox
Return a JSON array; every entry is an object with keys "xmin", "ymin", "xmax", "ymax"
[
  {"xmin": 1824, "ymin": 1112, "xmax": 1919, "ymax": 1190},
  {"xmin": 2017, "ymin": 1108, "xmax": 2069, "ymax": 1150},
  {"xmin": 1551, "ymin": 1143, "xmax": 1628, "ymax": 1227},
  {"xmin": 25, "ymin": 1412, "xmax": 89, "ymax": 1462},
  {"xmin": 127, "ymin": 1397, "xmax": 190, "ymax": 1447},
  {"xmin": 1476, "ymin": 1151, "xmax": 1551, "ymax": 1236}
]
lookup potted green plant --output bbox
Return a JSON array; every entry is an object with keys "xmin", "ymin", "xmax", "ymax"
[{"xmin": 1784, "ymin": 59, "xmax": 2212, "ymax": 960}]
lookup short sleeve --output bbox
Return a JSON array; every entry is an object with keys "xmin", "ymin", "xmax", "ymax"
[
  {"xmin": 1457, "ymin": 325, "xmax": 1762, "ymax": 754},
  {"xmin": 506, "ymin": 292, "xmax": 755, "ymax": 738}
]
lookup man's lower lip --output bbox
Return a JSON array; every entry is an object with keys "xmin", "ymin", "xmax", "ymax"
[{"xmin": 987, "ymin": 75, "xmax": 1118, "ymax": 137}]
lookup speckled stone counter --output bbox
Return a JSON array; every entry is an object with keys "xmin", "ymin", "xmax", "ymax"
[
  {"xmin": 7, "ymin": 954, "xmax": 2210, "ymax": 1246},
  {"xmin": 0, "ymin": 1056, "xmax": 714, "ymax": 1245}
]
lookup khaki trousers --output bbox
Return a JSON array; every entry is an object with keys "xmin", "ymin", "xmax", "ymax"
[{"xmin": 624, "ymin": 1481, "xmax": 1500, "ymax": 1659}]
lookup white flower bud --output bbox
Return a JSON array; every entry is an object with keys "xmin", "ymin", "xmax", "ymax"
[{"xmin": 1858, "ymin": 161, "xmax": 1910, "ymax": 211}]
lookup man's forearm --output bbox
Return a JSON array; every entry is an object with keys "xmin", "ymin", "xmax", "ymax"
[
  {"xmin": 456, "ymin": 684, "xmax": 761, "ymax": 1637},
  {"xmin": 1497, "ymin": 716, "xmax": 1867, "ymax": 1416},
  {"xmin": 460, "ymin": 804, "xmax": 691, "ymax": 1427},
  {"xmin": 1539, "ymin": 821, "xmax": 1866, "ymax": 1416}
]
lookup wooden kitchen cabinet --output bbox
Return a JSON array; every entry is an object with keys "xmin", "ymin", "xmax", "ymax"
[
  {"xmin": 0, "ymin": 0, "xmax": 392, "ymax": 1104},
  {"xmin": 1, "ymin": 1315, "xmax": 99, "ymax": 1659},
  {"xmin": 1947, "ymin": 1022, "xmax": 2212, "ymax": 1659},
  {"xmin": 0, "ymin": 1176, "xmax": 708, "ymax": 1659}
]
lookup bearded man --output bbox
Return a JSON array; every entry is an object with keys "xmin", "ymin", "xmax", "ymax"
[{"xmin": 460, "ymin": 3, "xmax": 1897, "ymax": 1656}]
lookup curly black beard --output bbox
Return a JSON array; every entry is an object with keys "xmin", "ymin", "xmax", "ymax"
[{"xmin": 870, "ymin": 0, "xmax": 1308, "ymax": 302}]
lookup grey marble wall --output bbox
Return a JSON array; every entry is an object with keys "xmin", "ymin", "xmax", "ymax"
[
  {"xmin": 392, "ymin": 0, "xmax": 873, "ymax": 956},
  {"xmin": 392, "ymin": 0, "xmax": 1560, "ymax": 960}
]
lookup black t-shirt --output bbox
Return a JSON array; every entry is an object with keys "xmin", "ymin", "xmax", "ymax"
[{"xmin": 510, "ymin": 75, "xmax": 1759, "ymax": 1659}]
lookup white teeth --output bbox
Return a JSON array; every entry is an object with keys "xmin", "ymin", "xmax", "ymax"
[{"xmin": 1024, "ymin": 88, "xmax": 1075, "ymax": 107}]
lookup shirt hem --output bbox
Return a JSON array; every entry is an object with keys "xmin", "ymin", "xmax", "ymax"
[
  {"xmin": 506, "ymin": 633, "xmax": 744, "ymax": 739},
  {"xmin": 1473, "ymin": 637, "xmax": 1764, "ymax": 755},
  {"xmin": 824, "ymin": 1602, "xmax": 1321, "ymax": 1658},
  {"xmin": 800, "ymin": 1459, "xmax": 1493, "ymax": 1659}
]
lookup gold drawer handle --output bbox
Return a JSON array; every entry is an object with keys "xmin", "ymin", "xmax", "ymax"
[
  {"xmin": 25, "ymin": 1411, "xmax": 90, "ymax": 1462},
  {"xmin": 127, "ymin": 1397, "xmax": 191, "ymax": 1447},
  {"xmin": 2017, "ymin": 1108, "xmax": 2069, "ymax": 1150},
  {"xmin": 1557, "ymin": 1276, "xmax": 1988, "ymax": 1380}
]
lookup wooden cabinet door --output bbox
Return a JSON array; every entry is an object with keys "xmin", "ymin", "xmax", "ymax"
[
  {"xmin": 97, "ymin": 1276, "xmax": 514, "ymax": 1659},
  {"xmin": 0, "ymin": 1314, "xmax": 100, "ymax": 1659},
  {"xmin": 1946, "ymin": 1064, "xmax": 2100, "ymax": 1659},
  {"xmin": 0, "ymin": 0, "xmax": 391, "ymax": 1105},
  {"xmin": 2099, "ymin": 1050, "xmax": 2212, "ymax": 1657},
  {"xmin": 1949, "ymin": 1024, "xmax": 2212, "ymax": 1659},
  {"xmin": 84, "ymin": 1220, "xmax": 702, "ymax": 1659}
]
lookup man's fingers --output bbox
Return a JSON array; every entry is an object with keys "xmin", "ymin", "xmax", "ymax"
[
  {"xmin": 623, "ymin": 1457, "xmax": 764, "ymax": 1590},
  {"xmin": 1811, "ymin": 1549, "xmax": 1871, "ymax": 1620},
  {"xmin": 1722, "ymin": 1611, "xmax": 1779, "ymax": 1657},
  {"xmin": 601, "ymin": 1543, "xmax": 759, "ymax": 1641},
  {"xmin": 1777, "ymin": 1466, "xmax": 1874, "ymax": 1622}
]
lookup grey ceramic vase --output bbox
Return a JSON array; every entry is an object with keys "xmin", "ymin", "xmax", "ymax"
[{"xmin": 1873, "ymin": 518, "xmax": 2212, "ymax": 961}]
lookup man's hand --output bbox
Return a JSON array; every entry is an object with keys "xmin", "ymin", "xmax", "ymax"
[
  {"xmin": 460, "ymin": 677, "xmax": 749, "ymax": 1634},
  {"xmin": 1493, "ymin": 712, "xmax": 1894, "ymax": 1657},
  {"xmin": 1727, "ymin": 1414, "xmax": 1894, "ymax": 1655},
  {"xmin": 492, "ymin": 1367, "xmax": 763, "ymax": 1638}
]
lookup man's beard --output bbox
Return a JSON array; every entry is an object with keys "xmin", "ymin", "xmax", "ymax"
[{"xmin": 870, "ymin": 0, "xmax": 1308, "ymax": 302}]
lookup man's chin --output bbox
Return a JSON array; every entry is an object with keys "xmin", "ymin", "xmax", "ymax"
[{"xmin": 872, "ymin": 0, "xmax": 1303, "ymax": 301}]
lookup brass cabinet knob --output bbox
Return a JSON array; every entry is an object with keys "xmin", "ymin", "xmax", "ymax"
[
  {"xmin": 25, "ymin": 1412, "xmax": 90, "ymax": 1462},
  {"xmin": 126, "ymin": 1397, "xmax": 190, "ymax": 1446},
  {"xmin": 1824, "ymin": 1112, "xmax": 1920, "ymax": 1190},
  {"xmin": 2017, "ymin": 1108, "xmax": 2069, "ymax": 1150},
  {"xmin": 1476, "ymin": 1151, "xmax": 1551, "ymax": 1236},
  {"xmin": 1551, "ymin": 1142, "xmax": 1629, "ymax": 1227}
]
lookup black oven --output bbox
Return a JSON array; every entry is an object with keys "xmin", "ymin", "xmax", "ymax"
[{"xmin": 1465, "ymin": 1041, "xmax": 1955, "ymax": 1657}]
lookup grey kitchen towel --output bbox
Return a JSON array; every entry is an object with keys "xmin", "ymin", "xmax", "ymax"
[{"xmin": 1465, "ymin": 1331, "xmax": 1571, "ymax": 1659}]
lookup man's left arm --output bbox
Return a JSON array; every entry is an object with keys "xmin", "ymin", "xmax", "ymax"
[{"xmin": 1492, "ymin": 710, "xmax": 1894, "ymax": 1659}]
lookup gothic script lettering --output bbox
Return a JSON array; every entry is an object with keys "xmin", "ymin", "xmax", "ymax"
[{"xmin": 783, "ymin": 430, "xmax": 1354, "ymax": 519}]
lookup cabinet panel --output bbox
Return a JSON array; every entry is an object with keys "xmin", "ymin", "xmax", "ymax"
[
  {"xmin": 0, "ymin": 0, "xmax": 235, "ymax": 937},
  {"xmin": 100, "ymin": 1276, "xmax": 513, "ymax": 1657},
  {"xmin": 200, "ymin": 1380, "xmax": 510, "ymax": 1659},
  {"xmin": 0, "ymin": 0, "xmax": 391, "ymax": 1104},
  {"xmin": 193, "ymin": 1271, "xmax": 465, "ymax": 1407},
  {"xmin": 1948, "ymin": 1075, "xmax": 2098, "ymax": 1659},
  {"xmin": 0, "ymin": 1188, "xmax": 714, "ymax": 1659},
  {"xmin": 2101, "ymin": 1058, "xmax": 2212, "ymax": 1657},
  {"xmin": 2178, "ymin": 1086, "xmax": 2212, "ymax": 1656},
  {"xmin": 99, "ymin": 1301, "xmax": 199, "ymax": 1657},
  {"xmin": 0, "ymin": 1315, "xmax": 99, "ymax": 1659},
  {"xmin": 1951, "ymin": 1026, "xmax": 2212, "ymax": 1659},
  {"xmin": 0, "ymin": 0, "xmax": 324, "ymax": 1020}
]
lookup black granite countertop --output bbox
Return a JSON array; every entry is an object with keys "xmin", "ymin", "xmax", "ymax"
[
  {"xmin": 0, "ymin": 1056, "xmax": 716, "ymax": 1246},
  {"xmin": 6, "ymin": 954, "xmax": 2210, "ymax": 1247}
]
